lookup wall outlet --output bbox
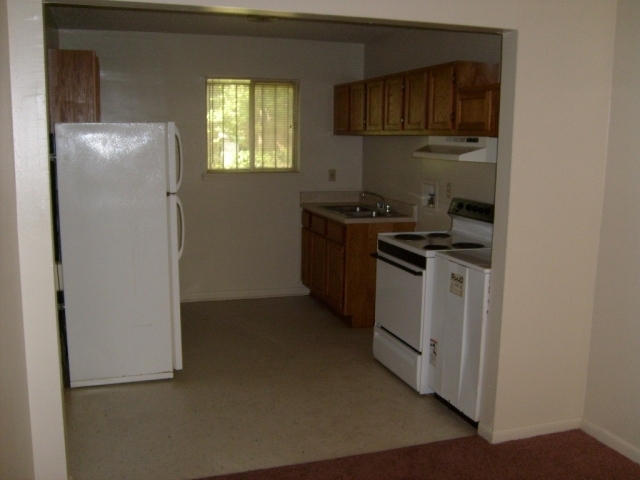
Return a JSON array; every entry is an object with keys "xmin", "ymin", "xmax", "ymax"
[
  {"xmin": 421, "ymin": 181, "xmax": 437, "ymax": 208},
  {"xmin": 328, "ymin": 169, "xmax": 336, "ymax": 182},
  {"xmin": 446, "ymin": 182, "xmax": 452, "ymax": 198}
]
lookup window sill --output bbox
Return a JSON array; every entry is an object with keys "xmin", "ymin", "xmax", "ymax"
[{"xmin": 202, "ymin": 170, "xmax": 300, "ymax": 182}]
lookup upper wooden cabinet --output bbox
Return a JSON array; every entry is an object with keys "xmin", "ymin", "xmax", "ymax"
[
  {"xmin": 47, "ymin": 49, "xmax": 101, "ymax": 131},
  {"xmin": 333, "ymin": 61, "xmax": 500, "ymax": 137},
  {"xmin": 428, "ymin": 62, "xmax": 500, "ymax": 134},
  {"xmin": 333, "ymin": 84, "xmax": 350, "ymax": 133},
  {"xmin": 349, "ymin": 82, "xmax": 366, "ymax": 133},
  {"xmin": 427, "ymin": 64, "xmax": 456, "ymax": 132},
  {"xmin": 455, "ymin": 83, "xmax": 500, "ymax": 136},
  {"xmin": 383, "ymin": 76, "xmax": 405, "ymax": 131},
  {"xmin": 403, "ymin": 71, "xmax": 428, "ymax": 131},
  {"xmin": 366, "ymin": 80, "xmax": 384, "ymax": 132}
]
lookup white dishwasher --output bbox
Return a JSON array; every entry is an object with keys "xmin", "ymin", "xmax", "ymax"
[{"xmin": 428, "ymin": 248, "xmax": 492, "ymax": 422}]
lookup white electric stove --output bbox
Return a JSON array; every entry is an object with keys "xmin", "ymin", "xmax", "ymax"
[{"xmin": 373, "ymin": 198, "xmax": 494, "ymax": 394}]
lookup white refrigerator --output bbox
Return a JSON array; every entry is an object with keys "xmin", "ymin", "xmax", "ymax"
[{"xmin": 55, "ymin": 122, "xmax": 185, "ymax": 387}]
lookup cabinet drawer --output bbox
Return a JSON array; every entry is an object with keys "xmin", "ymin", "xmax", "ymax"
[
  {"xmin": 302, "ymin": 210, "xmax": 311, "ymax": 229},
  {"xmin": 310, "ymin": 215, "xmax": 327, "ymax": 235},
  {"xmin": 326, "ymin": 221, "xmax": 345, "ymax": 245}
]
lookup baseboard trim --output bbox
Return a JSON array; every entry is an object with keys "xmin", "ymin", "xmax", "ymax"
[
  {"xmin": 478, "ymin": 417, "xmax": 583, "ymax": 444},
  {"xmin": 181, "ymin": 287, "xmax": 309, "ymax": 303},
  {"xmin": 582, "ymin": 419, "xmax": 640, "ymax": 465}
]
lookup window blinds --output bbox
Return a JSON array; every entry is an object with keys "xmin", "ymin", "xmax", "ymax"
[{"xmin": 206, "ymin": 79, "xmax": 298, "ymax": 171}]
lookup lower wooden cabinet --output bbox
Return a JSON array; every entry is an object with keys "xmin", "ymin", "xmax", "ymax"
[
  {"xmin": 301, "ymin": 227, "xmax": 312, "ymax": 288},
  {"xmin": 301, "ymin": 210, "xmax": 415, "ymax": 327},
  {"xmin": 310, "ymin": 232, "xmax": 327, "ymax": 298},
  {"xmin": 325, "ymin": 240, "xmax": 345, "ymax": 312}
]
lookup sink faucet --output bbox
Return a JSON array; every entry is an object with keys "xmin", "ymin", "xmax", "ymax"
[{"xmin": 362, "ymin": 191, "xmax": 384, "ymax": 208}]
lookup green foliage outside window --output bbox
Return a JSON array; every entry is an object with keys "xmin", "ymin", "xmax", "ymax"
[{"xmin": 206, "ymin": 78, "xmax": 299, "ymax": 172}]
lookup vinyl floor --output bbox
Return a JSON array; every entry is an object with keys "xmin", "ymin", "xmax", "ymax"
[{"xmin": 65, "ymin": 296, "xmax": 475, "ymax": 480}]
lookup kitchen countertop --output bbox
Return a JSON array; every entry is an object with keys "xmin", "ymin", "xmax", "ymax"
[{"xmin": 300, "ymin": 191, "xmax": 417, "ymax": 225}]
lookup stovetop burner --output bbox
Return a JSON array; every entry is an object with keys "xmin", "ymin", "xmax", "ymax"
[
  {"xmin": 452, "ymin": 242, "xmax": 485, "ymax": 249},
  {"xmin": 377, "ymin": 199, "xmax": 493, "ymax": 260},
  {"xmin": 394, "ymin": 234, "xmax": 426, "ymax": 241}
]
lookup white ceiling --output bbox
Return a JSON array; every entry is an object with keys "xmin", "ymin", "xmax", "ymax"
[{"xmin": 45, "ymin": 4, "xmax": 498, "ymax": 45}]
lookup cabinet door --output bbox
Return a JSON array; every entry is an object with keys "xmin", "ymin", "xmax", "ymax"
[
  {"xmin": 333, "ymin": 85, "xmax": 350, "ymax": 133},
  {"xmin": 383, "ymin": 76, "xmax": 404, "ymax": 131},
  {"xmin": 455, "ymin": 84, "xmax": 500, "ymax": 136},
  {"xmin": 349, "ymin": 83, "xmax": 366, "ymax": 132},
  {"xmin": 301, "ymin": 227, "xmax": 312, "ymax": 288},
  {"xmin": 310, "ymin": 232, "xmax": 327, "ymax": 298},
  {"xmin": 48, "ymin": 49, "xmax": 100, "ymax": 129},
  {"xmin": 366, "ymin": 80, "xmax": 384, "ymax": 132},
  {"xmin": 404, "ymin": 71, "xmax": 428, "ymax": 131},
  {"xmin": 427, "ymin": 64, "xmax": 455, "ymax": 132},
  {"xmin": 325, "ymin": 240, "xmax": 346, "ymax": 313}
]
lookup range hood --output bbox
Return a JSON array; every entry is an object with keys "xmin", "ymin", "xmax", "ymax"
[{"xmin": 413, "ymin": 136, "xmax": 498, "ymax": 163}]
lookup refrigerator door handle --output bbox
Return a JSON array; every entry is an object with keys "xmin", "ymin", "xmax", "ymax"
[
  {"xmin": 174, "ymin": 127, "xmax": 183, "ymax": 192},
  {"xmin": 176, "ymin": 195, "xmax": 185, "ymax": 259}
]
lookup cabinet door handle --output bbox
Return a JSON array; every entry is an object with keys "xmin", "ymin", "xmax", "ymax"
[{"xmin": 370, "ymin": 253, "xmax": 423, "ymax": 276}]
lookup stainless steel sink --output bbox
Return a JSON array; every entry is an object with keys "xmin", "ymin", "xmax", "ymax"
[
  {"xmin": 323, "ymin": 205, "xmax": 375, "ymax": 214},
  {"xmin": 322, "ymin": 205, "xmax": 405, "ymax": 218}
]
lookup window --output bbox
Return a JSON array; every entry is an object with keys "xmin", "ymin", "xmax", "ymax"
[{"xmin": 206, "ymin": 78, "xmax": 299, "ymax": 172}]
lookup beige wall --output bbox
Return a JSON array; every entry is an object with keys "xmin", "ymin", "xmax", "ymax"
[
  {"xmin": 364, "ymin": 28, "xmax": 502, "ymax": 78},
  {"xmin": 363, "ymin": 136, "xmax": 498, "ymax": 231},
  {"xmin": 7, "ymin": 0, "xmax": 638, "ymax": 474},
  {"xmin": 59, "ymin": 29, "xmax": 364, "ymax": 301},
  {"xmin": 2, "ymin": 0, "xmax": 68, "ymax": 478},
  {"xmin": 362, "ymin": 29, "xmax": 502, "ymax": 230},
  {"xmin": 583, "ymin": 0, "xmax": 640, "ymax": 464},
  {"xmin": 0, "ymin": 1, "xmax": 35, "ymax": 477}
]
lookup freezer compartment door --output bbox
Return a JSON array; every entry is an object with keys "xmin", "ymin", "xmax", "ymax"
[{"xmin": 166, "ymin": 122, "xmax": 183, "ymax": 193}]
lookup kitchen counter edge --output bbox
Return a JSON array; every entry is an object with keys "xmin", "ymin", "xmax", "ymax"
[{"xmin": 301, "ymin": 202, "xmax": 416, "ymax": 225}]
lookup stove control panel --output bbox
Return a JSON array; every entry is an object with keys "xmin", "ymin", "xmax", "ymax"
[{"xmin": 448, "ymin": 198, "xmax": 494, "ymax": 223}]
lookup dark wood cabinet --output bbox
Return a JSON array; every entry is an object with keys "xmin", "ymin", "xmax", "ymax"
[
  {"xmin": 349, "ymin": 83, "xmax": 366, "ymax": 132},
  {"xmin": 427, "ymin": 64, "xmax": 456, "ymax": 132},
  {"xmin": 47, "ymin": 49, "xmax": 100, "ymax": 131},
  {"xmin": 325, "ymin": 240, "xmax": 345, "ymax": 312},
  {"xmin": 333, "ymin": 84, "xmax": 350, "ymax": 133},
  {"xmin": 383, "ymin": 76, "xmax": 405, "ymax": 131},
  {"xmin": 310, "ymin": 232, "xmax": 327, "ymax": 298},
  {"xmin": 403, "ymin": 71, "xmax": 428, "ymax": 131},
  {"xmin": 366, "ymin": 80, "xmax": 384, "ymax": 132},
  {"xmin": 301, "ymin": 210, "xmax": 415, "ymax": 327},
  {"xmin": 333, "ymin": 61, "xmax": 500, "ymax": 137},
  {"xmin": 455, "ymin": 83, "xmax": 500, "ymax": 136},
  {"xmin": 301, "ymin": 225, "xmax": 312, "ymax": 288}
]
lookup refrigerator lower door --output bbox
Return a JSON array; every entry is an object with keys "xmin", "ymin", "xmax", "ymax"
[{"xmin": 167, "ymin": 194, "xmax": 183, "ymax": 370}]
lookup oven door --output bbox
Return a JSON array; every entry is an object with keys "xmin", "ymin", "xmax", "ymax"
[
  {"xmin": 374, "ymin": 252, "xmax": 425, "ymax": 352},
  {"xmin": 373, "ymin": 251, "xmax": 432, "ymax": 393}
]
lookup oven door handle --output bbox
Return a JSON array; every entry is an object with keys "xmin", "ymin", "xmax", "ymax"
[{"xmin": 371, "ymin": 253, "xmax": 423, "ymax": 276}]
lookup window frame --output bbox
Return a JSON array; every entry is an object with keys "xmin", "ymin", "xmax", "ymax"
[{"xmin": 205, "ymin": 77, "xmax": 300, "ymax": 174}]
